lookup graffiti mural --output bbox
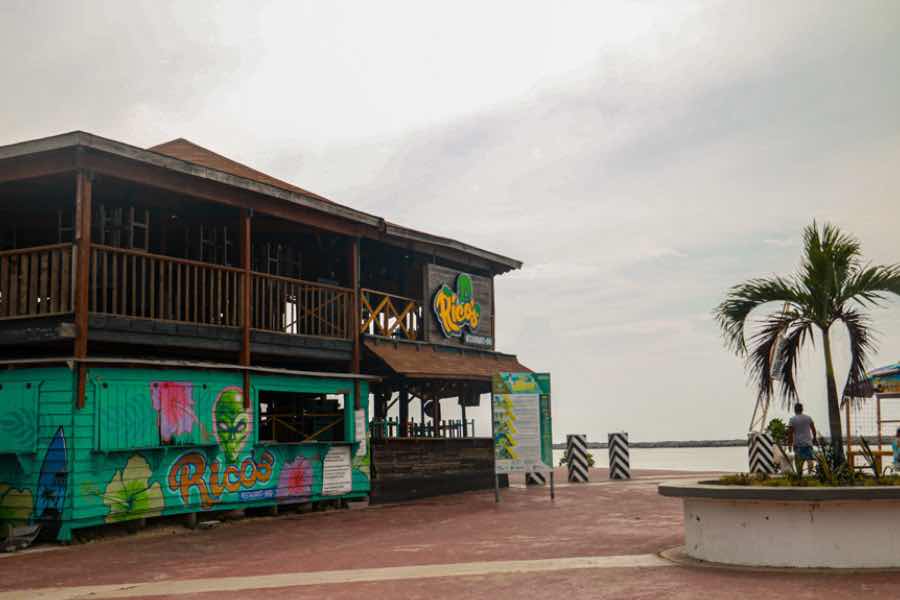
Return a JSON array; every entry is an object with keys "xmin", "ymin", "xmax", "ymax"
[
  {"xmin": 0, "ymin": 484, "xmax": 33, "ymax": 525},
  {"xmin": 213, "ymin": 387, "xmax": 251, "ymax": 463},
  {"xmin": 278, "ymin": 456, "xmax": 313, "ymax": 499},
  {"xmin": 0, "ymin": 367, "xmax": 369, "ymax": 543},
  {"xmin": 152, "ymin": 382, "xmax": 197, "ymax": 443},
  {"xmin": 103, "ymin": 455, "xmax": 163, "ymax": 523},
  {"xmin": 0, "ymin": 408, "xmax": 36, "ymax": 451},
  {"xmin": 168, "ymin": 450, "xmax": 275, "ymax": 509},
  {"xmin": 35, "ymin": 427, "xmax": 67, "ymax": 523},
  {"xmin": 352, "ymin": 454, "xmax": 370, "ymax": 481}
]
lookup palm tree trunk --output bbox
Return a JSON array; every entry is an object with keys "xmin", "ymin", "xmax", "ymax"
[{"xmin": 822, "ymin": 327, "xmax": 846, "ymax": 463}]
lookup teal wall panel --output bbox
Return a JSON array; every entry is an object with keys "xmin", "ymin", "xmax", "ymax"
[{"xmin": 0, "ymin": 366, "xmax": 370, "ymax": 542}]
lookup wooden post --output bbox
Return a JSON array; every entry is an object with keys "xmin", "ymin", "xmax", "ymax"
[
  {"xmin": 240, "ymin": 209, "xmax": 252, "ymax": 409},
  {"xmin": 349, "ymin": 237, "xmax": 361, "ymax": 408},
  {"xmin": 461, "ymin": 402, "xmax": 467, "ymax": 437},
  {"xmin": 73, "ymin": 170, "xmax": 92, "ymax": 409},
  {"xmin": 374, "ymin": 391, "xmax": 386, "ymax": 420},
  {"xmin": 432, "ymin": 396, "xmax": 441, "ymax": 437},
  {"xmin": 399, "ymin": 379, "xmax": 409, "ymax": 437}
]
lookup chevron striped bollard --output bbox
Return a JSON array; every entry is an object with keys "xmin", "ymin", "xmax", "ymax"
[
  {"xmin": 525, "ymin": 472, "xmax": 547, "ymax": 486},
  {"xmin": 608, "ymin": 432, "xmax": 630, "ymax": 479},
  {"xmin": 566, "ymin": 434, "xmax": 589, "ymax": 483},
  {"xmin": 748, "ymin": 432, "xmax": 776, "ymax": 474}
]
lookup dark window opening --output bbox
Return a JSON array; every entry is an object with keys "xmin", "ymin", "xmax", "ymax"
[{"xmin": 258, "ymin": 391, "xmax": 345, "ymax": 443}]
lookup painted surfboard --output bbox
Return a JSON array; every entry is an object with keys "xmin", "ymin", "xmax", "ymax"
[{"xmin": 34, "ymin": 426, "xmax": 67, "ymax": 521}]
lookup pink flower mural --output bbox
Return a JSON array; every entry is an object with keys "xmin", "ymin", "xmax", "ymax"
[
  {"xmin": 151, "ymin": 382, "xmax": 197, "ymax": 443},
  {"xmin": 278, "ymin": 456, "xmax": 313, "ymax": 498}
]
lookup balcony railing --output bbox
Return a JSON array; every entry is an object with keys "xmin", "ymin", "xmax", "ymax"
[
  {"xmin": 360, "ymin": 288, "xmax": 423, "ymax": 340},
  {"xmin": 0, "ymin": 243, "xmax": 74, "ymax": 319},
  {"xmin": 90, "ymin": 245, "xmax": 243, "ymax": 327},
  {"xmin": 251, "ymin": 272, "xmax": 353, "ymax": 339},
  {"xmin": 0, "ymin": 245, "xmax": 427, "ymax": 347}
]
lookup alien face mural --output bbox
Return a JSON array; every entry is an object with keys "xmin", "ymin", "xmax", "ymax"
[{"xmin": 212, "ymin": 387, "xmax": 251, "ymax": 463}]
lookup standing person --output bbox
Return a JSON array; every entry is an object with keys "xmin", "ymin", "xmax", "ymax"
[
  {"xmin": 788, "ymin": 403, "xmax": 817, "ymax": 474},
  {"xmin": 892, "ymin": 428, "xmax": 900, "ymax": 472}
]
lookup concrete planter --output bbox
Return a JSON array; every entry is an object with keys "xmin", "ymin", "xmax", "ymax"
[{"xmin": 659, "ymin": 481, "xmax": 900, "ymax": 568}]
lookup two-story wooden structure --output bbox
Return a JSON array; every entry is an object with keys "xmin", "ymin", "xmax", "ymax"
[{"xmin": 0, "ymin": 132, "xmax": 527, "ymax": 542}]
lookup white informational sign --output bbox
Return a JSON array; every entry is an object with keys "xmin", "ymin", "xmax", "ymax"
[
  {"xmin": 492, "ymin": 392, "xmax": 545, "ymax": 474},
  {"xmin": 354, "ymin": 409, "xmax": 367, "ymax": 457},
  {"xmin": 322, "ymin": 445, "xmax": 352, "ymax": 496}
]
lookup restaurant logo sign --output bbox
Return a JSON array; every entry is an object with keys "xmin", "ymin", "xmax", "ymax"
[{"xmin": 433, "ymin": 273, "xmax": 482, "ymax": 338}]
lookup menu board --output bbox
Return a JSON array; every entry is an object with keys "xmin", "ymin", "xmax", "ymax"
[{"xmin": 491, "ymin": 372, "xmax": 553, "ymax": 474}]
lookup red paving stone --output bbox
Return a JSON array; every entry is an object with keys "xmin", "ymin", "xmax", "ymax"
[{"xmin": 2, "ymin": 467, "xmax": 899, "ymax": 598}]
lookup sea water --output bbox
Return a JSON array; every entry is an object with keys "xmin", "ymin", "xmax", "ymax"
[{"xmin": 552, "ymin": 445, "xmax": 749, "ymax": 472}]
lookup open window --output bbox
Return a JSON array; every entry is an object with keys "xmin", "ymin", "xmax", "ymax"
[{"xmin": 258, "ymin": 391, "xmax": 346, "ymax": 443}]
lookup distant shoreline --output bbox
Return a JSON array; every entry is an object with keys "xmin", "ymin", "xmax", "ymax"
[
  {"xmin": 552, "ymin": 439, "xmax": 748, "ymax": 449},
  {"xmin": 552, "ymin": 436, "xmax": 861, "ymax": 449}
]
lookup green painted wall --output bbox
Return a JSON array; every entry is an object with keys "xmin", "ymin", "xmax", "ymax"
[{"xmin": 0, "ymin": 367, "xmax": 369, "ymax": 542}]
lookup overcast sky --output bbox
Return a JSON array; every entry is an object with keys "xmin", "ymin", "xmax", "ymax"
[{"xmin": 3, "ymin": 1, "xmax": 900, "ymax": 441}]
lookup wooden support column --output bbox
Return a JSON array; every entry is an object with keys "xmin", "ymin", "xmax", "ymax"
[
  {"xmin": 349, "ymin": 237, "xmax": 361, "ymax": 410},
  {"xmin": 461, "ymin": 401, "xmax": 468, "ymax": 438},
  {"xmin": 240, "ymin": 209, "xmax": 252, "ymax": 409},
  {"xmin": 374, "ymin": 391, "xmax": 386, "ymax": 420},
  {"xmin": 433, "ymin": 396, "xmax": 442, "ymax": 437},
  {"xmin": 73, "ymin": 170, "xmax": 92, "ymax": 409},
  {"xmin": 399, "ymin": 379, "xmax": 409, "ymax": 437}
]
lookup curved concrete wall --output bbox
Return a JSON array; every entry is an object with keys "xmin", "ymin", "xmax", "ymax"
[{"xmin": 684, "ymin": 497, "xmax": 900, "ymax": 568}]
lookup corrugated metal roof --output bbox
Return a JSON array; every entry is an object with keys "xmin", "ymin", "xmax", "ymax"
[{"xmin": 365, "ymin": 338, "xmax": 530, "ymax": 380}]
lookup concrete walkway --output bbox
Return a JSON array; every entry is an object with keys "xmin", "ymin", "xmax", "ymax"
[{"xmin": 2, "ymin": 468, "xmax": 898, "ymax": 599}]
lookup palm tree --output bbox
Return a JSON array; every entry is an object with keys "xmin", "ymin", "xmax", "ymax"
[{"xmin": 715, "ymin": 222, "xmax": 900, "ymax": 462}]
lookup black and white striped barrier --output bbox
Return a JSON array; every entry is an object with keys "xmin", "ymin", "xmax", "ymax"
[
  {"xmin": 525, "ymin": 472, "xmax": 547, "ymax": 486},
  {"xmin": 566, "ymin": 434, "xmax": 589, "ymax": 483},
  {"xmin": 748, "ymin": 432, "xmax": 776, "ymax": 474},
  {"xmin": 608, "ymin": 432, "xmax": 630, "ymax": 479}
]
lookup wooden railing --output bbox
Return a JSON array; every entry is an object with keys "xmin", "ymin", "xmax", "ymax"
[
  {"xmin": 2, "ymin": 246, "xmax": 424, "ymax": 347},
  {"xmin": 370, "ymin": 418, "xmax": 474, "ymax": 439},
  {"xmin": 90, "ymin": 245, "xmax": 243, "ymax": 326},
  {"xmin": 360, "ymin": 288, "xmax": 423, "ymax": 340},
  {"xmin": 0, "ymin": 244, "xmax": 74, "ymax": 319},
  {"xmin": 252, "ymin": 272, "xmax": 353, "ymax": 339}
]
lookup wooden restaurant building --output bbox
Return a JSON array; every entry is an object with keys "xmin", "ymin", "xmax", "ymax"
[{"xmin": 0, "ymin": 132, "xmax": 528, "ymax": 542}]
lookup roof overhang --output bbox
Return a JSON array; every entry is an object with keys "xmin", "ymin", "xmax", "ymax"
[
  {"xmin": 364, "ymin": 337, "xmax": 530, "ymax": 381},
  {"xmin": 383, "ymin": 222, "xmax": 523, "ymax": 273}
]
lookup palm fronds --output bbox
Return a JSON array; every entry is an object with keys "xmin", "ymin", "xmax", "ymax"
[{"xmin": 714, "ymin": 221, "xmax": 900, "ymax": 461}]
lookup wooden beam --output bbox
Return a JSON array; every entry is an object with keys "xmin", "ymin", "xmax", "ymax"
[
  {"xmin": 240, "ymin": 209, "xmax": 252, "ymax": 409},
  {"xmin": 0, "ymin": 149, "xmax": 77, "ymax": 185},
  {"xmin": 73, "ymin": 169, "xmax": 92, "ymax": 409}
]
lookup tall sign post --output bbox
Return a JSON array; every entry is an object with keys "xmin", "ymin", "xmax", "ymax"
[{"xmin": 491, "ymin": 372, "xmax": 554, "ymax": 502}]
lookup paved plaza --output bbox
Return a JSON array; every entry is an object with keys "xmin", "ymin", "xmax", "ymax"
[{"xmin": 2, "ymin": 468, "xmax": 899, "ymax": 599}]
